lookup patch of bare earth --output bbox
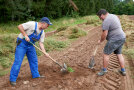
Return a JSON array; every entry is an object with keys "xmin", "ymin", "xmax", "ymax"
[{"xmin": 128, "ymin": 15, "xmax": 134, "ymax": 20}]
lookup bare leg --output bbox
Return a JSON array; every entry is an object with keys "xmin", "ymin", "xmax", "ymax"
[
  {"xmin": 97, "ymin": 53, "xmax": 110, "ymax": 76},
  {"xmin": 103, "ymin": 53, "xmax": 110, "ymax": 68},
  {"xmin": 116, "ymin": 54, "xmax": 126, "ymax": 76},
  {"xmin": 116, "ymin": 54, "xmax": 125, "ymax": 68}
]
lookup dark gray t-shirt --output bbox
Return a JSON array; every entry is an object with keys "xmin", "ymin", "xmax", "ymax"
[{"xmin": 102, "ymin": 14, "xmax": 126, "ymax": 41}]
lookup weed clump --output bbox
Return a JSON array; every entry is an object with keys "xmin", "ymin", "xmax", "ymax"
[
  {"xmin": 57, "ymin": 26, "xmax": 68, "ymax": 32},
  {"xmin": 44, "ymin": 38, "xmax": 69, "ymax": 52},
  {"xmin": 69, "ymin": 27, "xmax": 87, "ymax": 39}
]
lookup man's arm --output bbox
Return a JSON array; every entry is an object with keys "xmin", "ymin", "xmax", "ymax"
[
  {"xmin": 98, "ymin": 30, "xmax": 108, "ymax": 44},
  {"xmin": 39, "ymin": 42, "xmax": 49, "ymax": 57},
  {"xmin": 18, "ymin": 24, "xmax": 30, "ymax": 42}
]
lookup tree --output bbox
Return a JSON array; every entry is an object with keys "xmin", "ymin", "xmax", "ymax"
[
  {"xmin": 125, "ymin": 0, "xmax": 133, "ymax": 3},
  {"xmin": 0, "ymin": 0, "xmax": 9, "ymax": 23},
  {"xmin": 69, "ymin": 0, "xmax": 79, "ymax": 11}
]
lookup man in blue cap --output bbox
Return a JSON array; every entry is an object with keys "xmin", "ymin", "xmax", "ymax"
[{"xmin": 10, "ymin": 17, "xmax": 52, "ymax": 86}]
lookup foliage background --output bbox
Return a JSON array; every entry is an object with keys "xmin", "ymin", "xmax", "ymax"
[{"xmin": 0, "ymin": 0, "xmax": 134, "ymax": 23}]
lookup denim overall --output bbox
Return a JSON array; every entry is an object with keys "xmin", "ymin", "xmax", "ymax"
[{"xmin": 10, "ymin": 22, "xmax": 43, "ymax": 82}]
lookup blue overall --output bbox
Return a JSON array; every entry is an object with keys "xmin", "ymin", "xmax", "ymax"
[{"xmin": 10, "ymin": 22, "xmax": 43, "ymax": 82}]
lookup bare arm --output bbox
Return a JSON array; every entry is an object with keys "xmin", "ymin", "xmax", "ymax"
[
  {"xmin": 39, "ymin": 42, "xmax": 46, "ymax": 53},
  {"xmin": 98, "ymin": 30, "xmax": 108, "ymax": 44},
  {"xmin": 39, "ymin": 42, "xmax": 49, "ymax": 57},
  {"xmin": 18, "ymin": 24, "xmax": 30, "ymax": 41}
]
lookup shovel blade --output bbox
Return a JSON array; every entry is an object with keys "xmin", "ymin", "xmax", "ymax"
[
  {"xmin": 63, "ymin": 63, "xmax": 67, "ymax": 69},
  {"xmin": 60, "ymin": 63, "xmax": 68, "ymax": 73},
  {"xmin": 61, "ymin": 68, "xmax": 67, "ymax": 73},
  {"xmin": 88, "ymin": 56, "xmax": 95, "ymax": 69}
]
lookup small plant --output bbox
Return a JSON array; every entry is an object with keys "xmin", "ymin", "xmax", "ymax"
[{"xmin": 67, "ymin": 67, "xmax": 74, "ymax": 72}]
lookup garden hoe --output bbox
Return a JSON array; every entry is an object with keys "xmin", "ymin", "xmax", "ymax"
[
  {"xmin": 88, "ymin": 45, "xmax": 98, "ymax": 69},
  {"xmin": 29, "ymin": 41, "xmax": 74, "ymax": 73}
]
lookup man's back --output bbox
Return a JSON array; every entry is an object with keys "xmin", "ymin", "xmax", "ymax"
[{"xmin": 102, "ymin": 14, "xmax": 126, "ymax": 41}]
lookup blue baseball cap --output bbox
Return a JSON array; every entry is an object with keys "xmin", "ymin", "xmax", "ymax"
[{"xmin": 40, "ymin": 17, "xmax": 52, "ymax": 25}]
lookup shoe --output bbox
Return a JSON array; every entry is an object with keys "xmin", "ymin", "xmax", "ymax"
[
  {"xmin": 97, "ymin": 70, "xmax": 107, "ymax": 76},
  {"xmin": 33, "ymin": 75, "xmax": 45, "ymax": 78},
  {"xmin": 39, "ymin": 75, "xmax": 45, "ymax": 78},
  {"xmin": 118, "ymin": 70, "xmax": 126, "ymax": 76},
  {"xmin": 10, "ymin": 81, "xmax": 16, "ymax": 86},
  {"xmin": 35, "ymin": 75, "xmax": 45, "ymax": 78}
]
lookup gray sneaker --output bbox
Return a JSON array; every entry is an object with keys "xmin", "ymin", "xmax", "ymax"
[
  {"xmin": 118, "ymin": 70, "xmax": 126, "ymax": 76},
  {"xmin": 97, "ymin": 70, "xmax": 107, "ymax": 76},
  {"xmin": 10, "ymin": 81, "xmax": 16, "ymax": 86}
]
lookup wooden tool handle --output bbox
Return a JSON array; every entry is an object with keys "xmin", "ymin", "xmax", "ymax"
[
  {"xmin": 93, "ymin": 45, "xmax": 98, "ymax": 56},
  {"xmin": 30, "ymin": 42, "xmax": 56, "ymax": 62},
  {"xmin": 29, "ymin": 42, "xmax": 63, "ymax": 68}
]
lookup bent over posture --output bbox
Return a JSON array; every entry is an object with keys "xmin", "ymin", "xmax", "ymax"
[{"xmin": 97, "ymin": 9, "xmax": 126, "ymax": 76}]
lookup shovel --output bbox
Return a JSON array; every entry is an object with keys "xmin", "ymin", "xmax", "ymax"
[
  {"xmin": 28, "ymin": 41, "xmax": 73, "ymax": 73},
  {"xmin": 88, "ymin": 45, "xmax": 98, "ymax": 69}
]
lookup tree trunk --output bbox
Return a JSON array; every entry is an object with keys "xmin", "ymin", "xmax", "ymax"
[{"xmin": 69, "ymin": 0, "xmax": 79, "ymax": 11}]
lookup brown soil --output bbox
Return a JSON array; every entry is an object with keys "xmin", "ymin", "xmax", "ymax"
[
  {"xmin": 128, "ymin": 15, "xmax": 134, "ymax": 20},
  {"xmin": 0, "ymin": 23, "xmax": 134, "ymax": 90}
]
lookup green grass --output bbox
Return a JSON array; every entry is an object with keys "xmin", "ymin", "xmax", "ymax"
[
  {"xmin": 68, "ymin": 27, "xmax": 87, "ymax": 39},
  {"xmin": 0, "ymin": 21, "xmax": 25, "ymax": 34},
  {"xmin": 0, "ymin": 69, "xmax": 10, "ymax": 76},
  {"xmin": 123, "ymin": 49, "xmax": 134, "ymax": 60},
  {"xmin": 55, "ymin": 26, "xmax": 87, "ymax": 40},
  {"xmin": 0, "ymin": 35, "xmax": 16, "ymax": 69},
  {"xmin": 45, "ymin": 16, "xmax": 89, "ymax": 32},
  {"xmin": 0, "ymin": 16, "xmax": 100, "ymax": 34},
  {"xmin": 121, "ymin": 15, "xmax": 134, "ymax": 61},
  {"xmin": 0, "ymin": 57, "xmax": 11, "ymax": 68},
  {"xmin": 44, "ymin": 37, "xmax": 70, "ymax": 52},
  {"xmin": 56, "ymin": 26, "xmax": 68, "ymax": 32},
  {"xmin": 35, "ymin": 37, "xmax": 70, "ymax": 56}
]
